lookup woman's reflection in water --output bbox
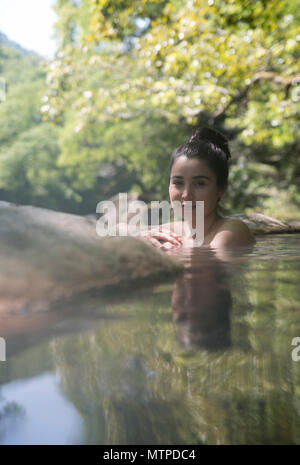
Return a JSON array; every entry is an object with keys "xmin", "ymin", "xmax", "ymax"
[{"xmin": 171, "ymin": 248, "xmax": 232, "ymax": 350}]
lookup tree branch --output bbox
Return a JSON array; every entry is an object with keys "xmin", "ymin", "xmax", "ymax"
[{"xmin": 212, "ymin": 72, "xmax": 300, "ymax": 119}]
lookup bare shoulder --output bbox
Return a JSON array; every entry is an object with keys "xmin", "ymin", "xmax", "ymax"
[{"xmin": 210, "ymin": 218, "xmax": 256, "ymax": 248}]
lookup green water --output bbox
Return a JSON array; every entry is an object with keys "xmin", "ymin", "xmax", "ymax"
[{"xmin": 0, "ymin": 234, "xmax": 300, "ymax": 444}]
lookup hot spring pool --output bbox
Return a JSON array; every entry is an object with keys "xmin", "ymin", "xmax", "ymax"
[{"xmin": 0, "ymin": 234, "xmax": 300, "ymax": 444}]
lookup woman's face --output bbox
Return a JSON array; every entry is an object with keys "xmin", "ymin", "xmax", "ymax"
[{"xmin": 169, "ymin": 156, "xmax": 226, "ymax": 218}]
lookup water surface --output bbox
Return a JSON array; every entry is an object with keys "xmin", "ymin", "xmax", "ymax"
[{"xmin": 1, "ymin": 234, "xmax": 300, "ymax": 444}]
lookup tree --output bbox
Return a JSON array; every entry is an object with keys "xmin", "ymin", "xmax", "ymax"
[
  {"xmin": 42, "ymin": 0, "xmax": 300, "ymax": 213},
  {"xmin": 0, "ymin": 42, "xmax": 83, "ymax": 211}
]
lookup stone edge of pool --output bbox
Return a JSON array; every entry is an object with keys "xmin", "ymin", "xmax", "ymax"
[
  {"xmin": 0, "ymin": 201, "xmax": 182, "ymax": 316},
  {"xmin": 231, "ymin": 212, "xmax": 300, "ymax": 235},
  {"xmin": 0, "ymin": 201, "xmax": 299, "ymax": 316}
]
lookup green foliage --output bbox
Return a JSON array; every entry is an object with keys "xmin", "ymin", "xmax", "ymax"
[
  {"xmin": 0, "ymin": 123, "xmax": 80, "ymax": 209},
  {"xmin": 39, "ymin": 0, "xmax": 300, "ymax": 216},
  {"xmin": 1, "ymin": 0, "xmax": 300, "ymax": 216},
  {"xmin": 0, "ymin": 79, "xmax": 44, "ymax": 144},
  {"xmin": 0, "ymin": 40, "xmax": 112, "ymax": 213},
  {"xmin": 0, "ymin": 43, "xmax": 79, "ymax": 210}
]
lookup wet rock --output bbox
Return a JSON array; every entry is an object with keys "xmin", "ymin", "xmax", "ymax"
[
  {"xmin": 286, "ymin": 220, "xmax": 300, "ymax": 232},
  {"xmin": 0, "ymin": 202, "xmax": 182, "ymax": 314},
  {"xmin": 230, "ymin": 213, "xmax": 300, "ymax": 234}
]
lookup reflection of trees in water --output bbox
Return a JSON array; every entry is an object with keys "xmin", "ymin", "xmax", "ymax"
[
  {"xmin": 50, "ymin": 311, "xmax": 300, "ymax": 443},
  {"xmin": 0, "ymin": 246, "xmax": 299, "ymax": 444},
  {"xmin": 0, "ymin": 343, "xmax": 54, "ymax": 444},
  {"xmin": 51, "ymin": 336, "xmax": 202, "ymax": 444},
  {"xmin": 226, "ymin": 260, "xmax": 254, "ymax": 352},
  {"xmin": 221, "ymin": 391, "xmax": 300, "ymax": 445},
  {"xmin": 43, "ymin": 251, "xmax": 300, "ymax": 444},
  {"xmin": 0, "ymin": 394, "xmax": 25, "ymax": 442}
]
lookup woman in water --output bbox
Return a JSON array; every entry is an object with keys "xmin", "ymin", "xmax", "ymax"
[{"xmin": 142, "ymin": 126, "xmax": 255, "ymax": 250}]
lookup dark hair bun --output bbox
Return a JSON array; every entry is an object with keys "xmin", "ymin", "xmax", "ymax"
[{"xmin": 188, "ymin": 127, "xmax": 231, "ymax": 160}]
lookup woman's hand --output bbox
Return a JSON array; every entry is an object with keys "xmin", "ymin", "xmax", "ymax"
[{"xmin": 140, "ymin": 228, "xmax": 182, "ymax": 250}]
